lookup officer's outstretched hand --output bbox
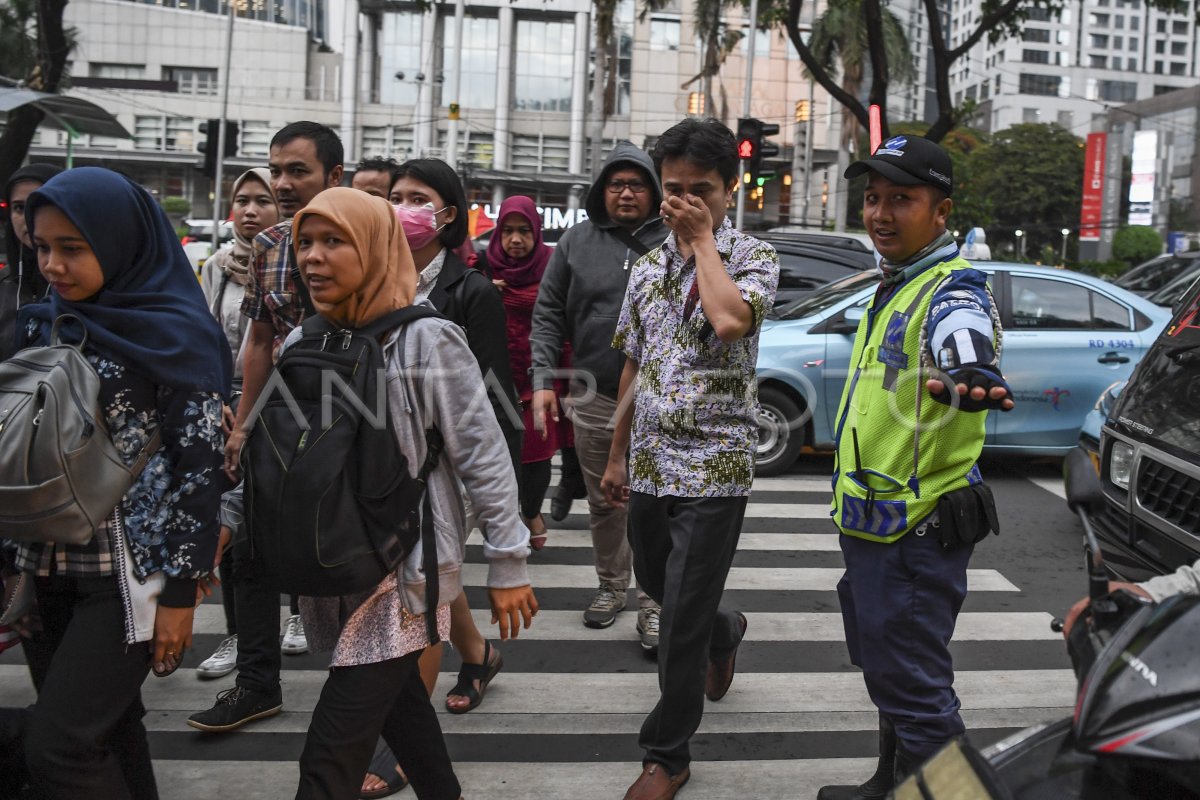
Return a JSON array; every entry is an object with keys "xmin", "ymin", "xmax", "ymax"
[{"xmin": 927, "ymin": 365, "xmax": 1015, "ymax": 412}]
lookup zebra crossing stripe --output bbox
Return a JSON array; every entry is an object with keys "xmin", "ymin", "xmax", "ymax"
[{"xmin": 460, "ymin": 564, "xmax": 1021, "ymax": 592}]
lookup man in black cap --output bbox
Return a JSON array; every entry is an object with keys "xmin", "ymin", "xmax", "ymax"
[{"xmin": 818, "ymin": 135, "xmax": 1013, "ymax": 800}]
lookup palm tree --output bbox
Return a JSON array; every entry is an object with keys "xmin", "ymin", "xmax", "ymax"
[{"xmin": 805, "ymin": 0, "xmax": 916, "ymax": 150}]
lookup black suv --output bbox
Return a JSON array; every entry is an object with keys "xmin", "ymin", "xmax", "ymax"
[
  {"xmin": 1092, "ymin": 278, "xmax": 1200, "ymax": 581},
  {"xmin": 756, "ymin": 232, "xmax": 876, "ymax": 308}
]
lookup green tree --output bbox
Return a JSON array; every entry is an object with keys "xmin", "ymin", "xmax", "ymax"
[
  {"xmin": 803, "ymin": 0, "xmax": 916, "ymax": 150},
  {"xmin": 1112, "ymin": 226, "xmax": 1163, "ymax": 266},
  {"xmin": 970, "ymin": 123, "xmax": 1083, "ymax": 258},
  {"xmin": 0, "ymin": 0, "xmax": 76, "ymax": 190}
]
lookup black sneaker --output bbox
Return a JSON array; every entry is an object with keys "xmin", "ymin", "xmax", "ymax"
[{"xmin": 186, "ymin": 685, "xmax": 283, "ymax": 733}]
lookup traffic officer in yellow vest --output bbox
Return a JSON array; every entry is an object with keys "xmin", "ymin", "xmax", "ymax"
[{"xmin": 818, "ymin": 136, "xmax": 1014, "ymax": 800}]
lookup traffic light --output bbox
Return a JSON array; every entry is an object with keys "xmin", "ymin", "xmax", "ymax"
[
  {"xmin": 736, "ymin": 117, "xmax": 781, "ymax": 185},
  {"xmin": 196, "ymin": 119, "xmax": 240, "ymax": 181}
]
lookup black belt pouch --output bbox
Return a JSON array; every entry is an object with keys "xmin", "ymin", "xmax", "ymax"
[{"xmin": 935, "ymin": 484, "xmax": 1000, "ymax": 548}]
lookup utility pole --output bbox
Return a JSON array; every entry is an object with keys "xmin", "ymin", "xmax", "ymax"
[
  {"xmin": 734, "ymin": 0, "xmax": 759, "ymax": 231},
  {"xmin": 800, "ymin": 0, "xmax": 816, "ymax": 226},
  {"xmin": 444, "ymin": 0, "xmax": 465, "ymax": 170},
  {"xmin": 211, "ymin": 0, "xmax": 235, "ymax": 254}
]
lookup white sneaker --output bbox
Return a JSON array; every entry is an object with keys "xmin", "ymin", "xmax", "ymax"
[
  {"xmin": 281, "ymin": 614, "xmax": 308, "ymax": 655},
  {"xmin": 196, "ymin": 634, "xmax": 238, "ymax": 679}
]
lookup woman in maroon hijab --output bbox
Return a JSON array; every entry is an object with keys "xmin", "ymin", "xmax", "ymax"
[{"xmin": 484, "ymin": 197, "xmax": 574, "ymax": 550}]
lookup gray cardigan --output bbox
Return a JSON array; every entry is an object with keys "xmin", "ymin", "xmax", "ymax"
[{"xmin": 222, "ymin": 311, "xmax": 529, "ymax": 613}]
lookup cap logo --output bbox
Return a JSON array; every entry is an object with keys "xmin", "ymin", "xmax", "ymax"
[
  {"xmin": 876, "ymin": 136, "xmax": 907, "ymax": 158},
  {"xmin": 928, "ymin": 168, "xmax": 951, "ymax": 186}
]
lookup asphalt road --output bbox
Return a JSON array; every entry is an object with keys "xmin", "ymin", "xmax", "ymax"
[{"xmin": 1, "ymin": 454, "xmax": 1090, "ymax": 799}]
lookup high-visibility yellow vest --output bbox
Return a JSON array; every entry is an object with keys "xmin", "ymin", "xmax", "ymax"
[{"xmin": 831, "ymin": 256, "xmax": 990, "ymax": 543}]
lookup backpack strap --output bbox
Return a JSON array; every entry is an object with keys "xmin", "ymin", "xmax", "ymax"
[
  {"xmin": 419, "ymin": 426, "xmax": 445, "ymax": 646},
  {"xmin": 606, "ymin": 226, "xmax": 652, "ymax": 258},
  {"xmin": 288, "ymin": 244, "xmax": 317, "ymax": 318}
]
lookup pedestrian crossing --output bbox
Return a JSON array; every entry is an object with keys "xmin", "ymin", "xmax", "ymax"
[{"xmin": 0, "ymin": 473, "xmax": 1078, "ymax": 799}]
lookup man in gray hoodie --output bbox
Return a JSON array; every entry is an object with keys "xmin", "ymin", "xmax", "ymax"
[{"xmin": 530, "ymin": 142, "xmax": 669, "ymax": 650}]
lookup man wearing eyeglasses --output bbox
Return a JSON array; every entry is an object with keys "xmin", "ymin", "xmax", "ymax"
[{"xmin": 530, "ymin": 141, "xmax": 668, "ymax": 651}]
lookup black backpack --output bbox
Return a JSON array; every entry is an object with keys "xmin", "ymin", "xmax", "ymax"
[{"xmin": 242, "ymin": 307, "xmax": 445, "ymax": 629}]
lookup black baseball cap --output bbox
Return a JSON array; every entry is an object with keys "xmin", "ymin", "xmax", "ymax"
[{"xmin": 845, "ymin": 135, "xmax": 953, "ymax": 196}]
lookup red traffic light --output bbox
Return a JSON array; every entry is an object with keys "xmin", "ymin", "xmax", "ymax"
[{"xmin": 737, "ymin": 139, "xmax": 755, "ymax": 160}]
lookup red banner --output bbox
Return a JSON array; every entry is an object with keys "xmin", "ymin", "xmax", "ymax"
[{"xmin": 1079, "ymin": 132, "xmax": 1106, "ymax": 242}]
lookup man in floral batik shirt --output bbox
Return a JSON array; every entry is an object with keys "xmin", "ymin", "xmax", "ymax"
[{"xmin": 602, "ymin": 118, "xmax": 779, "ymax": 800}]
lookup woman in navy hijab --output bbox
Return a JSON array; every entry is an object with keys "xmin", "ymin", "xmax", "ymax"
[{"xmin": 9, "ymin": 167, "xmax": 229, "ymax": 799}]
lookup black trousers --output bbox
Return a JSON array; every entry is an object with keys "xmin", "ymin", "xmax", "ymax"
[
  {"xmin": 296, "ymin": 651, "xmax": 460, "ymax": 800},
  {"xmin": 628, "ymin": 492, "xmax": 748, "ymax": 775},
  {"xmin": 519, "ymin": 459, "xmax": 553, "ymax": 519},
  {"xmin": 22, "ymin": 575, "xmax": 158, "ymax": 800}
]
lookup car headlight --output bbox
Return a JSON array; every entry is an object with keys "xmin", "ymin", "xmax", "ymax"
[{"xmin": 1110, "ymin": 441, "xmax": 1134, "ymax": 491}]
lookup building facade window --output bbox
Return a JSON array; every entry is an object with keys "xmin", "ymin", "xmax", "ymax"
[
  {"xmin": 1172, "ymin": 20, "xmax": 1188, "ymax": 34},
  {"xmin": 380, "ymin": 12, "xmax": 422, "ymax": 106},
  {"xmin": 89, "ymin": 63, "xmax": 145, "ymax": 79},
  {"xmin": 441, "ymin": 14, "xmax": 499, "ymax": 110},
  {"xmin": 163, "ymin": 66, "xmax": 218, "ymax": 96},
  {"xmin": 1057, "ymin": 110, "xmax": 1072, "ymax": 127},
  {"xmin": 1023, "ymin": 49, "xmax": 1050, "ymax": 63},
  {"xmin": 1019, "ymin": 72, "xmax": 1062, "ymax": 95},
  {"xmin": 240, "ymin": 120, "xmax": 272, "ymax": 158},
  {"xmin": 649, "ymin": 17, "xmax": 681, "ymax": 51},
  {"xmin": 1089, "ymin": 54, "xmax": 1107, "ymax": 68},
  {"xmin": 515, "ymin": 17, "xmax": 575, "ymax": 112},
  {"xmin": 1023, "ymin": 108, "xmax": 1040, "ymax": 123},
  {"xmin": 1169, "ymin": 61, "xmax": 1187, "ymax": 75},
  {"xmin": 1090, "ymin": 33, "xmax": 1109, "ymax": 47},
  {"xmin": 1022, "ymin": 28, "xmax": 1052, "ymax": 42},
  {"xmin": 1170, "ymin": 41, "xmax": 1187, "ymax": 55},
  {"xmin": 1098, "ymin": 80, "xmax": 1137, "ymax": 102},
  {"xmin": 1089, "ymin": 12, "xmax": 1110, "ymax": 25}
]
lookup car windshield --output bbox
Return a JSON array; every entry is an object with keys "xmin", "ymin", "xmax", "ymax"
[
  {"xmin": 773, "ymin": 271, "xmax": 877, "ymax": 320},
  {"xmin": 1114, "ymin": 285, "xmax": 1200, "ymax": 455},
  {"xmin": 1146, "ymin": 267, "xmax": 1200, "ymax": 308}
]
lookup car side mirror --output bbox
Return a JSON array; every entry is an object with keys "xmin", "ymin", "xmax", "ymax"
[{"xmin": 827, "ymin": 305, "xmax": 865, "ymax": 335}]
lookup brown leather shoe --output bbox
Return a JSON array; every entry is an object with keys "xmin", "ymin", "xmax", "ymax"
[
  {"xmin": 705, "ymin": 611, "xmax": 747, "ymax": 702},
  {"xmin": 622, "ymin": 763, "xmax": 691, "ymax": 800}
]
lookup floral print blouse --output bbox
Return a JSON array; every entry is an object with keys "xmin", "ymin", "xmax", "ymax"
[
  {"xmin": 14, "ymin": 348, "xmax": 224, "ymax": 594},
  {"xmin": 612, "ymin": 218, "xmax": 779, "ymax": 498}
]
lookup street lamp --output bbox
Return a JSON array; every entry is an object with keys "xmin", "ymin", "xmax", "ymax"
[
  {"xmin": 1015, "ymin": 229, "xmax": 1025, "ymax": 262},
  {"xmin": 1060, "ymin": 228, "xmax": 1070, "ymax": 264}
]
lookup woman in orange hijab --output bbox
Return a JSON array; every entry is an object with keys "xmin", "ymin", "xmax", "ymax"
[{"xmin": 288, "ymin": 189, "xmax": 538, "ymax": 800}]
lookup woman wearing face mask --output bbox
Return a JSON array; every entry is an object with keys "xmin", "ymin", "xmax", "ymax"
[
  {"xmin": 8, "ymin": 167, "xmax": 228, "ymax": 799},
  {"xmin": 283, "ymin": 188, "xmax": 536, "ymax": 800},
  {"xmin": 195, "ymin": 168, "xmax": 280, "ymax": 680},
  {"xmin": 350, "ymin": 159, "xmax": 518, "ymax": 795},
  {"xmin": 2, "ymin": 163, "xmax": 62, "ymax": 360}
]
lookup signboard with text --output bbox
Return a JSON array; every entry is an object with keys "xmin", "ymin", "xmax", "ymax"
[
  {"xmin": 1080, "ymin": 132, "xmax": 1106, "ymax": 242},
  {"xmin": 1128, "ymin": 130, "xmax": 1157, "ymax": 227}
]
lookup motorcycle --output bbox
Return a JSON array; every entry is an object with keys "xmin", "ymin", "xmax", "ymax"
[{"xmin": 891, "ymin": 447, "xmax": 1200, "ymax": 800}]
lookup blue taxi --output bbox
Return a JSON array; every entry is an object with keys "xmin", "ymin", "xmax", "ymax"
[{"xmin": 754, "ymin": 263, "xmax": 1173, "ymax": 476}]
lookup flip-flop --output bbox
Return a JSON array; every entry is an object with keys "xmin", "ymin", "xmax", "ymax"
[
  {"xmin": 360, "ymin": 738, "xmax": 408, "ymax": 799},
  {"xmin": 445, "ymin": 641, "xmax": 503, "ymax": 714}
]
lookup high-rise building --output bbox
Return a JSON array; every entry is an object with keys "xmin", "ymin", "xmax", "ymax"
[
  {"xmin": 948, "ymin": 0, "xmax": 1198, "ymax": 134},
  {"xmin": 23, "ymin": 0, "xmax": 852, "ymax": 228}
]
